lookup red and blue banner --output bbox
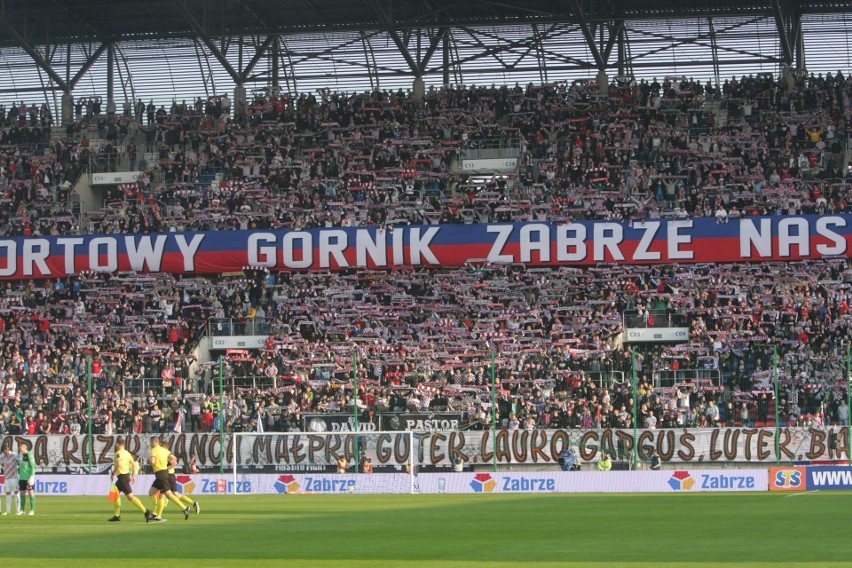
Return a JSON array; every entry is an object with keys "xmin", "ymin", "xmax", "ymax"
[{"xmin": 0, "ymin": 214, "xmax": 848, "ymax": 279}]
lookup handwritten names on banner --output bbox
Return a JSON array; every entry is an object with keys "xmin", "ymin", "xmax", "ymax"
[{"xmin": 2, "ymin": 427, "xmax": 849, "ymax": 470}]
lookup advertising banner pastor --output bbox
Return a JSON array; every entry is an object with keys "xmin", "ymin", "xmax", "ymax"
[
  {"xmin": 416, "ymin": 469, "xmax": 767, "ymax": 494},
  {"xmin": 381, "ymin": 413, "xmax": 465, "ymax": 431},
  {"xmin": 0, "ymin": 214, "xmax": 847, "ymax": 279},
  {"xmin": 3, "ymin": 427, "xmax": 850, "ymax": 472}
]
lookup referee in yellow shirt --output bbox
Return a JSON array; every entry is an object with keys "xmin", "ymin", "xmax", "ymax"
[
  {"xmin": 109, "ymin": 439, "xmax": 155, "ymax": 522},
  {"xmin": 148, "ymin": 437, "xmax": 192, "ymax": 521},
  {"xmin": 154, "ymin": 453, "xmax": 199, "ymax": 518}
]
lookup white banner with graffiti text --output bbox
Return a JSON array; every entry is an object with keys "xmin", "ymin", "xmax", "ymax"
[
  {"xmin": 416, "ymin": 469, "xmax": 768, "ymax": 494},
  {"xmin": 0, "ymin": 427, "xmax": 848, "ymax": 472}
]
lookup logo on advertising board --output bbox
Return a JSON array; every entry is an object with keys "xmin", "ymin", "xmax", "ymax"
[
  {"xmin": 769, "ymin": 467, "xmax": 807, "ymax": 491},
  {"xmin": 807, "ymin": 466, "xmax": 852, "ymax": 490},
  {"xmin": 274, "ymin": 475, "xmax": 300, "ymax": 494},
  {"xmin": 668, "ymin": 471, "xmax": 696, "ymax": 491},
  {"xmin": 470, "ymin": 473, "xmax": 497, "ymax": 493},
  {"xmin": 670, "ymin": 471, "xmax": 756, "ymax": 491},
  {"xmin": 174, "ymin": 475, "xmax": 196, "ymax": 495}
]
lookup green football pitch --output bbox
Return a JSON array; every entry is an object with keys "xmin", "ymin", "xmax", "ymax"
[{"xmin": 0, "ymin": 492, "xmax": 850, "ymax": 567}]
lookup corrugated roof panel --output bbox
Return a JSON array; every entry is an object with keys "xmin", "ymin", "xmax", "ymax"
[{"xmin": 0, "ymin": 13, "xmax": 850, "ymax": 114}]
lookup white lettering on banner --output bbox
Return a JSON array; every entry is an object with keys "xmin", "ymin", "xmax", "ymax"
[
  {"xmin": 519, "ymin": 224, "xmax": 550, "ymax": 263},
  {"xmin": 633, "ymin": 222, "xmax": 662, "ymax": 261},
  {"xmin": 23, "ymin": 238, "xmax": 50, "ymax": 276},
  {"xmin": 0, "ymin": 240, "xmax": 16, "ymax": 276},
  {"xmin": 56, "ymin": 237, "xmax": 85, "ymax": 273},
  {"xmin": 90, "ymin": 237, "xmax": 118, "ymax": 272},
  {"xmin": 810, "ymin": 468, "xmax": 852, "ymax": 488},
  {"xmin": 0, "ymin": 216, "xmax": 847, "ymax": 279},
  {"xmin": 815, "ymin": 216, "xmax": 847, "ymax": 255},
  {"xmin": 556, "ymin": 223, "xmax": 586, "ymax": 261},
  {"xmin": 283, "ymin": 232, "xmax": 312, "ymax": 268},
  {"xmin": 593, "ymin": 223, "xmax": 625, "ymax": 261},
  {"xmin": 778, "ymin": 218, "xmax": 809, "ymax": 257},
  {"xmin": 668, "ymin": 220, "xmax": 695, "ymax": 260},
  {"xmin": 174, "ymin": 234, "xmax": 204, "ymax": 271},
  {"xmin": 248, "ymin": 232, "xmax": 276, "ymax": 267},
  {"xmin": 392, "ymin": 226, "xmax": 404, "ymax": 265},
  {"xmin": 740, "ymin": 218, "xmax": 772, "ymax": 258},
  {"xmin": 408, "ymin": 227, "xmax": 440, "ymax": 265},
  {"xmin": 125, "ymin": 235, "xmax": 167, "ymax": 272},
  {"xmin": 319, "ymin": 230, "xmax": 348, "ymax": 268},
  {"xmin": 404, "ymin": 419, "xmax": 460, "ymax": 431},
  {"xmin": 486, "ymin": 225, "xmax": 514, "ymax": 263},
  {"xmin": 741, "ymin": 215, "xmax": 846, "ymax": 258},
  {"xmin": 356, "ymin": 229, "xmax": 387, "ymax": 267}
]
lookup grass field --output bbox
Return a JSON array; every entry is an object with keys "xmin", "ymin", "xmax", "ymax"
[{"xmin": 1, "ymin": 492, "xmax": 850, "ymax": 567}]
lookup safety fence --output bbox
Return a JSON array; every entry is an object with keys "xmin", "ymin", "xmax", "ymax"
[{"xmin": 20, "ymin": 466, "xmax": 852, "ymax": 495}]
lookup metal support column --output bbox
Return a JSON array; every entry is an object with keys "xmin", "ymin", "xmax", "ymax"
[
  {"xmin": 631, "ymin": 347, "xmax": 638, "ymax": 470},
  {"xmin": 491, "ymin": 349, "xmax": 497, "ymax": 473},
  {"xmin": 272, "ymin": 37, "xmax": 280, "ymax": 90},
  {"xmin": 106, "ymin": 42, "xmax": 115, "ymax": 110},
  {"xmin": 353, "ymin": 349, "xmax": 360, "ymax": 472},
  {"xmin": 793, "ymin": 13, "xmax": 805, "ymax": 72},
  {"xmin": 773, "ymin": 346, "xmax": 781, "ymax": 466},
  {"xmin": 442, "ymin": 30, "xmax": 450, "ymax": 87},
  {"xmin": 708, "ymin": 18, "xmax": 721, "ymax": 89}
]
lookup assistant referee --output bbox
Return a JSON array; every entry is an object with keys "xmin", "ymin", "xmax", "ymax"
[{"xmin": 109, "ymin": 438, "xmax": 154, "ymax": 522}]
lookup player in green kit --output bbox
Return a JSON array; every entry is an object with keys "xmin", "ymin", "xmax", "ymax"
[{"xmin": 17, "ymin": 441, "xmax": 36, "ymax": 516}]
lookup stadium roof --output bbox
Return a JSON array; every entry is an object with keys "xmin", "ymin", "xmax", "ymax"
[
  {"xmin": 1, "ymin": 1, "xmax": 852, "ymax": 111},
  {"xmin": 2, "ymin": 1, "xmax": 852, "ymax": 42}
]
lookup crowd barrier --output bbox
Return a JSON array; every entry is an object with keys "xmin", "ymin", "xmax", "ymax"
[
  {"xmin": 11, "ymin": 466, "xmax": 852, "ymax": 495},
  {"xmin": 0, "ymin": 469, "xmax": 779, "ymax": 496}
]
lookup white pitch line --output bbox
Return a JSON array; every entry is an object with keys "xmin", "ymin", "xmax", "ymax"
[{"xmin": 784, "ymin": 490, "xmax": 821, "ymax": 497}]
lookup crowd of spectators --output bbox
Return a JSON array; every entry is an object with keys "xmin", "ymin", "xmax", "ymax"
[
  {"xmin": 0, "ymin": 71, "xmax": 850, "ymax": 439},
  {"xmin": 73, "ymin": 72, "xmax": 851, "ymax": 234}
]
